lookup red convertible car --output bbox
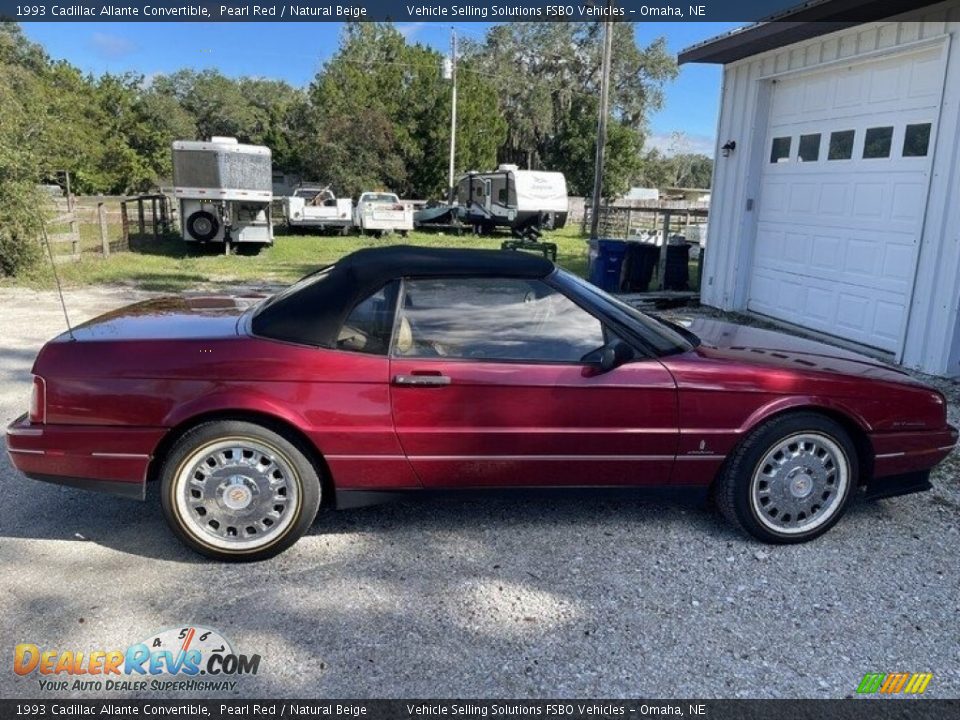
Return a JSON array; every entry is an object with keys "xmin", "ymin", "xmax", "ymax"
[{"xmin": 6, "ymin": 246, "xmax": 956, "ymax": 560}]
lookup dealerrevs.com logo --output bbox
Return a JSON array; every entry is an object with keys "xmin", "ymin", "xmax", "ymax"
[{"xmin": 14, "ymin": 626, "xmax": 261, "ymax": 693}]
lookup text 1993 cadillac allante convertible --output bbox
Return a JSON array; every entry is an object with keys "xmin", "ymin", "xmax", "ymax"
[{"xmin": 6, "ymin": 246, "xmax": 957, "ymax": 560}]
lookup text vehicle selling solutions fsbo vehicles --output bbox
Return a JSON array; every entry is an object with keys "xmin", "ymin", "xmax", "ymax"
[{"xmin": 6, "ymin": 247, "xmax": 956, "ymax": 560}]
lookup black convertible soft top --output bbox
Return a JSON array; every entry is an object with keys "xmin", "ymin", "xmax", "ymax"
[{"xmin": 251, "ymin": 245, "xmax": 555, "ymax": 347}]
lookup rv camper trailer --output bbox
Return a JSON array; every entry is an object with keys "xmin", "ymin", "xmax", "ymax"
[
  {"xmin": 172, "ymin": 137, "xmax": 274, "ymax": 254},
  {"xmin": 454, "ymin": 164, "xmax": 568, "ymax": 238}
]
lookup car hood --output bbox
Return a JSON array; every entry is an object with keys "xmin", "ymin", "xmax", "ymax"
[
  {"xmin": 59, "ymin": 295, "xmax": 265, "ymax": 342},
  {"xmin": 674, "ymin": 316, "xmax": 921, "ymax": 384}
]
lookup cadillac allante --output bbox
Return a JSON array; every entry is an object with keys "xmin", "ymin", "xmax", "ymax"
[{"xmin": 6, "ymin": 246, "xmax": 956, "ymax": 560}]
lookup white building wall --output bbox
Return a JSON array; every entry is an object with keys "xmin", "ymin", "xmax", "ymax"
[{"xmin": 701, "ymin": 2, "xmax": 960, "ymax": 375}]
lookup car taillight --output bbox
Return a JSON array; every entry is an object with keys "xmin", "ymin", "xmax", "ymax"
[{"xmin": 29, "ymin": 376, "xmax": 46, "ymax": 424}]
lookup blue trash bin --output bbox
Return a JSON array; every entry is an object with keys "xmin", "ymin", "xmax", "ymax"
[{"xmin": 587, "ymin": 239, "xmax": 628, "ymax": 292}]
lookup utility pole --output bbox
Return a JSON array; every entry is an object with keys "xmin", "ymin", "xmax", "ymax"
[
  {"xmin": 448, "ymin": 28, "xmax": 458, "ymax": 196},
  {"xmin": 589, "ymin": 17, "xmax": 614, "ymax": 240}
]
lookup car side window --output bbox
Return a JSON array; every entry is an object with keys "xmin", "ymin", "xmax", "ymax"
[
  {"xmin": 336, "ymin": 281, "xmax": 399, "ymax": 355},
  {"xmin": 394, "ymin": 278, "xmax": 607, "ymax": 363}
]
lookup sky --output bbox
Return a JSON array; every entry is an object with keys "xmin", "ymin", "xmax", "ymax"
[{"xmin": 21, "ymin": 21, "xmax": 742, "ymax": 157}]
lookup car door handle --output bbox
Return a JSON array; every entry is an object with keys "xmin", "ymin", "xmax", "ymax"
[{"xmin": 392, "ymin": 373, "xmax": 451, "ymax": 387}]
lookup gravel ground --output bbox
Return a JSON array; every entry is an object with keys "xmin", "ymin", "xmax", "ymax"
[{"xmin": 0, "ymin": 288, "xmax": 958, "ymax": 700}]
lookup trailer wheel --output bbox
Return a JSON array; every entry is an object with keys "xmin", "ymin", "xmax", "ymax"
[{"xmin": 186, "ymin": 211, "xmax": 219, "ymax": 242}]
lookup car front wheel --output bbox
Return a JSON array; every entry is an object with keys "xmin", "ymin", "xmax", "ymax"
[
  {"xmin": 716, "ymin": 412, "xmax": 857, "ymax": 543},
  {"xmin": 159, "ymin": 420, "xmax": 321, "ymax": 561}
]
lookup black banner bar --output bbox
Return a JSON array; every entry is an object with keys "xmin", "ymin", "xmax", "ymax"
[
  {"xmin": 1, "ymin": 700, "xmax": 958, "ymax": 720},
  {"xmin": 0, "ymin": 0, "xmax": 942, "ymax": 23}
]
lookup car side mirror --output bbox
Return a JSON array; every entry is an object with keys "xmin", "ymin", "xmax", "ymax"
[{"xmin": 599, "ymin": 339, "xmax": 634, "ymax": 373}]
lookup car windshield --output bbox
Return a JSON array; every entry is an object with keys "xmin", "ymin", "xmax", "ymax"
[{"xmin": 557, "ymin": 269, "xmax": 698, "ymax": 355}]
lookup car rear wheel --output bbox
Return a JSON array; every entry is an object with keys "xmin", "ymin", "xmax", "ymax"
[
  {"xmin": 159, "ymin": 420, "xmax": 321, "ymax": 561},
  {"xmin": 716, "ymin": 412, "xmax": 857, "ymax": 543}
]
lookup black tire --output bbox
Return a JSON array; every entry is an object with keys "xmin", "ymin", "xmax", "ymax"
[
  {"xmin": 185, "ymin": 211, "xmax": 220, "ymax": 242},
  {"xmin": 159, "ymin": 420, "xmax": 321, "ymax": 561},
  {"xmin": 715, "ymin": 412, "xmax": 857, "ymax": 544}
]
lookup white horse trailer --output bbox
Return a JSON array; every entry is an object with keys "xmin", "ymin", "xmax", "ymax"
[{"xmin": 172, "ymin": 137, "xmax": 273, "ymax": 254}]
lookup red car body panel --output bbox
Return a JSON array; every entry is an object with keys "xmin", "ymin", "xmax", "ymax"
[
  {"xmin": 6, "ymin": 291, "xmax": 956, "ymax": 503},
  {"xmin": 389, "ymin": 357, "xmax": 678, "ymax": 487}
]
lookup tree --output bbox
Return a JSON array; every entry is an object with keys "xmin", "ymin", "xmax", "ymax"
[
  {"xmin": 637, "ymin": 144, "xmax": 714, "ymax": 190},
  {"xmin": 544, "ymin": 95, "xmax": 643, "ymax": 197},
  {"xmin": 465, "ymin": 23, "xmax": 677, "ymax": 178},
  {"xmin": 0, "ymin": 34, "xmax": 51, "ymax": 274},
  {"xmin": 298, "ymin": 23, "xmax": 505, "ymax": 199}
]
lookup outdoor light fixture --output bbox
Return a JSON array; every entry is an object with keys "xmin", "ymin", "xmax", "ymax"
[{"xmin": 721, "ymin": 140, "xmax": 737, "ymax": 157}]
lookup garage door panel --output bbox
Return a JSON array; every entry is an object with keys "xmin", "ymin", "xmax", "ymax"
[
  {"xmin": 749, "ymin": 268, "xmax": 909, "ymax": 351},
  {"xmin": 783, "ymin": 231, "xmax": 809, "ymax": 265},
  {"xmin": 788, "ymin": 183, "xmax": 818, "ymax": 213},
  {"xmin": 890, "ymin": 182, "xmax": 926, "ymax": 222},
  {"xmin": 881, "ymin": 243, "xmax": 918, "ymax": 284},
  {"xmin": 754, "ymin": 223, "xmax": 917, "ymax": 296},
  {"xmin": 806, "ymin": 291, "xmax": 833, "ymax": 323},
  {"xmin": 909, "ymin": 56, "xmax": 944, "ymax": 99},
  {"xmin": 811, "ymin": 234, "xmax": 843, "ymax": 269},
  {"xmin": 835, "ymin": 293, "xmax": 870, "ymax": 333},
  {"xmin": 748, "ymin": 47, "xmax": 942, "ymax": 353},
  {"xmin": 852, "ymin": 183, "xmax": 885, "ymax": 219},
  {"xmin": 818, "ymin": 184, "xmax": 848, "ymax": 215},
  {"xmin": 868, "ymin": 65, "xmax": 901, "ymax": 103},
  {"xmin": 844, "ymin": 238, "xmax": 878, "ymax": 275}
]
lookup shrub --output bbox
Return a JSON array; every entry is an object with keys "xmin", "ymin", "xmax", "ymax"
[{"xmin": 0, "ymin": 181, "xmax": 46, "ymax": 276}]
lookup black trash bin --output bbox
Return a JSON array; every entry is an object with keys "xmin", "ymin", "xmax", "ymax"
[
  {"xmin": 622, "ymin": 243, "xmax": 660, "ymax": 292},
  {"xmin": 663, "ymin": 243, "xmax": 690, "ymax": 291}
]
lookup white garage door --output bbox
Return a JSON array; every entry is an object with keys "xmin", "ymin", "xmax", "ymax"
[{"xmin": 748, "ymin": 47, "xmax": 944, "ymax": 353}]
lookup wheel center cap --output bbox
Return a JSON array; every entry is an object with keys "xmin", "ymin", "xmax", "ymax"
[
  {"xmin": 222, "ymin": 478, "xmax": 254, "ymax": 510},
  {"xmin": 789, "ymin": 469, "xmax": 814, "ymax": 498}
]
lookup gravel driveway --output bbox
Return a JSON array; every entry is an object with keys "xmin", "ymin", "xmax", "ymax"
[{"xmin": 1, "ymin": 287, "xmax": 958, "ymax": 699}]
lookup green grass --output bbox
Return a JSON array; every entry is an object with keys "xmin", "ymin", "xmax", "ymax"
[
  {"xmin": 10, "ymin": 225, "xmax": 593, "ymax": 293},
  {"xmin": 8, "ymin": 224, "xmax": 702, "ymax": 294}
]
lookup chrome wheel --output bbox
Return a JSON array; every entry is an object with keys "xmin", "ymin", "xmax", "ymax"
[
  {"xmin": 749, "ymin": 432, "xmax": 849, "ymax": 535},
  {"xmin": 173, "ymin": 437, "xmax": 301, "ymax": 552}
]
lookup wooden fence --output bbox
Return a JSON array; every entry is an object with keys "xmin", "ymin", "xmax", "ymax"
[
  {"xmin": 581, "ymin": 201, "xmax": 709, "ymax": 240},
  {"xmin": 46, "ymin": 194, "xmax": 173, "ymax": 261}
]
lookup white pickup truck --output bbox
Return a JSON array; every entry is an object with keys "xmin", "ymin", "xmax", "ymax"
[
  {"xmin": 284, "ymin": 186, "xmax": 353, "ymax": 234},
  {"xmin": 353, "ymin": 192, "xmax": 414, "ymax": 236}
]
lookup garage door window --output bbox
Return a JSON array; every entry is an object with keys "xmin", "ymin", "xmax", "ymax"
[
  {"xmin": 863, "ymin": 126, "xmax": 894, "ymax": 159},
  {"xmin": 903, "ymin": 123, "xmax": 932, "ymax": 157},
  {"xmin": 798, "ymin": 134, "xmax": 821, "ymax": 162},
  {"xmin": 770, "ymin": 137, "xmax": 791, "ymax": 164},
  {"xmin": 828, "ymin": 130, "xmax": 856, "ymax": 160}
]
